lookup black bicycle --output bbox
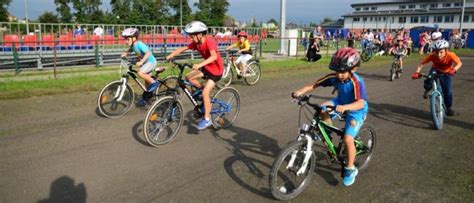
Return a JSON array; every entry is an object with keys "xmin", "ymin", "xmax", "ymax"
[
  {"xmin": 143, "ymin": 60, "xmax": 241, "ymax": 147},
  {"xmin": 97, "ymin": 58, "xmax": 180, "ymax": 118}
]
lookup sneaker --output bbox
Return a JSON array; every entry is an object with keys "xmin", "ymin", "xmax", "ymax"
[
  {"xmin": 423, "ymin": 90, "xmax": 430, "ymax": 99},
  {"xmin": 399, "ymin": 68, "xmax": 403, "ymax": 73},
  {"xmin": 446, "ymin": 108, "xmax": 455, "ymax": 117},
  {"xmin": 137, "ymin": 99, "xmax": 148, "ymax": 107},
  {"xmin": 197, "ymin": 118, "xmax": 212, "ymax": 130},
  {"xmin": 147, "ymin": 82, "xmax": 158, "ymax": 93},
  {"xmin": 342, "ymin": 167, "xmax": 359, "ymax": 187}
]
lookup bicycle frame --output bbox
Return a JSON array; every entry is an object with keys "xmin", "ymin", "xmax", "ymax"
[{"xmin": 425, "ymin": 73, "xmax": 445, "ymax": 109}]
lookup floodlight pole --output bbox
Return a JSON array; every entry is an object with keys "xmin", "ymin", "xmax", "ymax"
[
  {"xmin": 278, "ymin": 0, "xmax": 286, "ymax": 55},
  {"xmin": 460, "ymin": 0, "xmax": 466, "ymax": 33}
]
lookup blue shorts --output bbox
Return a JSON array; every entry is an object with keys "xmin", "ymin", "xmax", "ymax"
[{"xmin": 329, "ymin": 99, "xmax": 368, "ymax": 138}]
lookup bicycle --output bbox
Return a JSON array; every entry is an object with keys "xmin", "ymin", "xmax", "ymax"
[
  {"xmin": 97, "ymin": 58, "xmax": 180, "ymax": 118},
  {"xmin": 143, "ymin": 60, "xmax": 241, "ymax": 147},
  {"xmin": 389, "ymin": 51, "xmax": 404, "ymax": 81},
  {"xmin": 361, "ymin": 42, "xmax": 378, "ymax": 62},
  {"xmin": 414, "ymin": 72, "xmax": 446, "ymax": 130},
  {"xmin": 217, "ymin": 50, "xmax": 261, "ymax": 88},
  {"xmin": 269, "ymin": 95, "xmax": 376, "ymax": 200}
]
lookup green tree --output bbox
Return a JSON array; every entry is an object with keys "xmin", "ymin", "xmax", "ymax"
[
  {"xmin": 38, "ymin": 12, "xmax": 60, "ymax": 23},
  {"xmin": 168, "ymin": 0, "xmax": 192, "ymax": 25},
  {"xmin": 54, "ymin": 0, "xmax": 73, "ymax": 23},
  {"xmin": 71, "ymin": 0, "xmax": 102, "ymax": 23},
  {"xmin": 194, "ymin": 0, "xmax": 229, "ymax": 26},
  {"xmin": 321, "ymin": 17, "xmax": 333, "ymax": 24},
  {"xmin": 110, "ymin": 0, "xmax": 132, "ymax": 24},
  {"xmin": 0, "ymin": 0, "xmax": 11, "ymax": 22},
  {"xmin": 267, "ymin": 18, "xmax": 278, "ymax": 26}
]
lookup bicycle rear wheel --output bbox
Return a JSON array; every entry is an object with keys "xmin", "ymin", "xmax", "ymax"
[
  {"xmin": 269, "ymin": 140, "xmax": 315, "ymax": 201},
  {"xmin": 143, "ymin": 96, "xmax": 184, "ymax": 147},
  {"xmin": 216, "ymin": 65, "xmax": 233, "ymax": 89},
  {"xmin": 353, "ymin": 124, "xmax": 376, "ymax": 170},
  {"xmin": 97, "ymin": 80, "xmax": 134, "ymax": 118},
  {"xmin": 244, "ymin": 61, "xmax": 261, "ymax": 86},
  {"xmin": 210, "ymin": 87, "xmax": 241, "ymax": 129},
  {"xmin": 390, "ymin": 63, "xmax": 397, "ymax": 81},
  {"xmin": 430, "ymin": 91, "xmax": 444, "ymax": 130},
  {"xmin": 361, "ymin": 49, "xmax": 372, "ymax": 62}
]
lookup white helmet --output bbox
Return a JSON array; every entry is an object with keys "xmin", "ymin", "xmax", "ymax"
[
  {"xmin": 431, "ymin": 32, "xmax": 442, "ymax": 40},
  {"xmin": 432, "ymin": 40, "xmax": 449, "ymax": 50},
  {"xmin": 121, "ymin": 28, "xmax": 139, "ymax": 38},
  {"xmin": 184, "ymin": 21, "xmax": 207, "ymax": 34}
]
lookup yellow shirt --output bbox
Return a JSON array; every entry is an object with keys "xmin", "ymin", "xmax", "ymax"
[{"xmin": 232, "ymin": 40, "xmax": 250, "ymax": 51}]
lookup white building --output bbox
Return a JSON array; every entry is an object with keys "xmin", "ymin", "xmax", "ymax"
[{"xmin": 343, "ymin": 0, "xmax": 474, "ymax": 33}]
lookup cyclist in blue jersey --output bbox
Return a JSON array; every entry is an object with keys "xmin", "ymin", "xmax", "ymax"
[
  {"xmin": 121, "ymin": 28, "xmax": 161, "ymax": 106},
  {"xmin": 293, "ymin": 47, "xmax": 368, "ymax": 187}
]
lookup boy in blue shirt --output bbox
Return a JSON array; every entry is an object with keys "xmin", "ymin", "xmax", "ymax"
[
  {"xmin": 120, "ymin": 28, "xmax": 160, "ymax": 106},
  {"xmin": 293, "ymin": 47, "xmax": 368, "ymax": 187}
]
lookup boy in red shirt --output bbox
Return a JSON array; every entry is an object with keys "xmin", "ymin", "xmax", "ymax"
[{"xmin": 166, "ymin": 21, "xmax": 224, "ymax": 129}]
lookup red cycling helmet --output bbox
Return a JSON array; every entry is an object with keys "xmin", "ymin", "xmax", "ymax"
[
  {"xmin": 329, "ymin": 47, "xmax": 361, "ymax": 72},
  {"xmin": 237, "ymin": 31, "xmax": 248, "ymax": 38}
]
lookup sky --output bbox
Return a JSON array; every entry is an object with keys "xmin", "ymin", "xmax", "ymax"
[{"xmin": 7, "ymin": 0, "xmax": 382, "ymax": 25}]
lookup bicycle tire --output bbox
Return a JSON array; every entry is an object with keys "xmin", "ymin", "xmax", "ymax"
[
  {"xmin": 244, "ymin": 61, "xmax": 261, "ymax": 86},
  {"xmin": 352, "ymin": 124, "xmax": 377, "ymax": 171},
  {"xmin": 216, "ymin": 64, "xmax": 233, "ymax": 89},
  {"xmin": 143, "ymin": 96, "xmax": 184, "ymax": 147},
  {"xmin": 390, "ymin": 63, "xmax": 397, "ymax": 81},
  {"xmin": 97, "ymin": 80, "xmax": 135, "ymax": 118},
  {"xmin": 430, "ymin": 91, "xmax": 444, "ymax": 130},
  {"xmin": 269, "ymin": 140, "xmax": 316, "ymax": 201},
  {"xmin": 210, "ymin": 87, "xmax": 241, "ymax": 129},
  {"xmin": 361, "ymin": 49, "xmax": 372, "ymax": 62}
]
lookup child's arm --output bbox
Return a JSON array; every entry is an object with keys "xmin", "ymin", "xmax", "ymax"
[
  {"xmin": 226, "ymin": 43, "xmax": 237, "ymax": 50},
  {"xmin": 137, "ymin": 51, "xmax": 151, "ymax": 67},
  {"xmin": 238, "ymin": 41, "xmax": 251, "ymax": 53},
  {"xmin": 336, "ymin": 99, "xmax": 365, "ymax": 113},
  {"xmin": 193, "ymin": 49, "xmax": 218, "ymax": 70},
  {"xmin": 292, "ymin": 81, "xmax": 319, "ymax": 97},
  {"xmin": 166, "ymin": 47, "xmax": 189, "ymax": 60}
]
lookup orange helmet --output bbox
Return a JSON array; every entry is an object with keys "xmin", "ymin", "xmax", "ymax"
[{"xmin": 237, "ymin": 31, "xmax": 248, "ymax": 38}]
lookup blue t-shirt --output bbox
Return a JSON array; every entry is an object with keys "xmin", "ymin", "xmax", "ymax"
[
  {"xmin": 316, "ymin": 72, "xmax": 368, "ymax": 113},
  {"xmin": 131, "ymin": 41, "xmax": 156, "ymax": 63}
]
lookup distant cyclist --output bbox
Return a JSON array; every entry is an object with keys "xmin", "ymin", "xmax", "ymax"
[
  {"xmin": 120, "ymin": 28, "xmax": 160, "ymax": 106},
  {"xmin": 225, "ymin": 31, "xmax": 253, "ymax": 77},
  {"xmin": 411, "ymin": 40, "xmax": 462, "ymax": 116},
  {"xmin": 166, "ymin": 21, "xmax": 224, "ymax": 130},
  {"xmin": 293, "ymin": 48, "xmax": 368, "ymax": 187},
  {"xmin": 388, "ymin": 39, "xmax": 408, "ymax": 72}
]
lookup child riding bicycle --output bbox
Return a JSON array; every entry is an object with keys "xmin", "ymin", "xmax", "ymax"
[
  {"xmin": 388, "ymin": 39, "xmax": 408, "ymax": 72},
  {"xmin": 120, "ymin": 28, "xmax": 161, "ymax": 106},
  {"xmin": 411, "ymin": 40, "xmax": 462, "ymax": 116},
  {"xmin": 166, "ymin": 21, "xmax": 224, "ymax": 130},
  {"xmin": 292, "ymin": 47, "xmax": 368, "ymax": 187},
  {"xmin": 225, "ymin": 31, "xmax": 252, "ymax": 77}
]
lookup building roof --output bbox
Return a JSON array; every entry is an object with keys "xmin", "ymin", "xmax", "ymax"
[
  {"xmin": 343, "ymin": 7, "xmax": 474, "ymax": 17},
  {"xmin": 351, "ymin": 0, "xmax": 464, "ymax": 8}
]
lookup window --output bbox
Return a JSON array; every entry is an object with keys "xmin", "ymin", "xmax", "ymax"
[
  {"xmin": 463, "ymin": 15, "xmax": 470, "ymax": 23},
  {"xmin": 363, "ymin": 7, "xmax": 369, "ymax": 11},
  {"xmin": 353, "ymin": 17, "xmax": 360, "ymax": 22},
  {"xmin": 371, "ymin": 7, "xmax": 377, "ymax": 11},
  {"xmin": 434, "ymin": 16, "xmax": 443, "ymax": 23},
  {"xmin": 430, "ymin": 4, "xmax": 438, "ymax": 8},
  {"xmin": 355, "ymin": 7, "xmax": 361, "ymax": 11},
  {"xmin": 382, "ymin": 17, "xmax": 386, "ymax": 21},
  {"xmin": 420, "ymin": 16, "xmax": 429, "ymax": 23},
  {"xmin": 410, "ymin": 16, "xmax": 419, "ymax": 23},
  {"xmin": 399, "ymin": 5, "xmax": 406, "ymax": 9},
  {"xmin": 420, "ymin": 4, "xmax": 428, "ymax": 9},
  {"xmin": 408, "ymin": 4, "xmax": 415, "ymax": 9},
  {"xmin": 399, "ymin": 17, "xmax": 406, "ymax": 23},
  {"xmin": 443, "ymin": 3, "xmax": 451, "ymax": 7},
  {"xmin": 454, "ymin": 3, "xmax": 463, "ymax": 7},
  {"xmin": 370, "ymin": 17, "xmax": 373, "ymax": 21},
  {"xmin": 363, "ymin": 17, "xmax": 367, "ymax": 22},
  {"xmin": 445, "ymin": 15, "xmax": 454, "ymax": 23}
]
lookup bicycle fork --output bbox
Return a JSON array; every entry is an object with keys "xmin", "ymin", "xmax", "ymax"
[
  {"xmin": 114, "ymin": 78, "xmax": 128, "ymax": 102},
  {"xmin": 287, "ymin": 134, "xmax": 314, "ymax": 176}
]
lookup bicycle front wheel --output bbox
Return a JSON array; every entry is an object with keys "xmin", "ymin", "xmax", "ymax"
[
  {"xmin": 210, "ymin": 87, "xmax": 241, "ymax": 129},
  {"xmin": 244, "ymin": 61, "xmax": 261, "ymax": 86},
  {"xmin": 97, "ymin": 80, "xmax": 134, "ymax": 118},
  {"xmin": 143, "ymin": 97, "xmax": 184, "ymax": 147},
  {"xmin": 361, "ymin": 49, "xmax": 372, "ymax": 62},
  {"xmin": 430, "ymin": 91, "xmax": 444, "ymax": 130},
  {"xmin": 269, "ymin": 140, "xmax": 316, "ymax": 201},
  {"xmin": 390, "ymin": 63, "xmax": 397, "ymax": 81}
]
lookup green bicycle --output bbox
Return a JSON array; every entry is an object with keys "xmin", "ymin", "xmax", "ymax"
[{"xmin": 269, "ymin": 95, "xmax": 376, "ymax": 200}]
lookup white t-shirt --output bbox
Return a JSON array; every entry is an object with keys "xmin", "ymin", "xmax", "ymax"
[{"xmin": 93, "ymin": 27, "xmax": 104, "ymax": 36}]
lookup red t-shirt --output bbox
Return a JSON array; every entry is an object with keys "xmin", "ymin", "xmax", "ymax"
[{"xmin": 187, "ymin": 37, "xmax": 224, "ymax": 76}]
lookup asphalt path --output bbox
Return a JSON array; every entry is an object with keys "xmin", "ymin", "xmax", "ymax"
[{"xmin": 1, "ymin": 56, "xmax": 473, "ymax": 202}]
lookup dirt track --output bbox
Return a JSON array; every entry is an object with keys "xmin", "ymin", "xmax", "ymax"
[{"xmin": 0, "ymin": 56, "xmax": 473, "ymax": 202}]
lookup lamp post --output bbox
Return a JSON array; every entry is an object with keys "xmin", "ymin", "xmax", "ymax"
[
  {"xmin": 278, "ymin": 0, "xmax": 286, "ymax": 55},
  {"xmin": 460, "ymin": 0, "xmax": 466, "ymax": 33},
  {"xmin": 180, "ymin": 0, "xmax": 183, "ymax": 27},
  {"xmin": 24, "ymin": 0, "xmax": 29, "ymax": 34}
]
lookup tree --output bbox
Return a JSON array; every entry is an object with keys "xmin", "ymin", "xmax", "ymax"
[
  {"xmin": 71, "ymin": 0, "xmax": 102, "ymax": 23},
  {"xmin": 223, "ymin": 15, "xmax": 235, "ymax": 27},
  {"xmin": 168, "ymin": 0, "xmax": 192, "ymax": 25},
  {"xmin": 267, "ymin": 18, "xmax": 278, "ymax": 26},
  {"xmin": 54, "ymin": 0, "xmax": 73, "ymax": 23},
  {"xmin": 321, "ymin": 17, "xmax": 333, "ymax": 24},
  {"xmin": 38, "ymin": 12, "xmax": 60, "ymax": 23},
  {"xmin": 110, "ymin": 0, "xmax": 132, "ymax": 24},
  {"xmin": 0, "ymin": 0, "xmax": 12, "ymax": 22},
  {"xmin": 194, "ymin": 0, "xmax": 229, "ymax": 26}
]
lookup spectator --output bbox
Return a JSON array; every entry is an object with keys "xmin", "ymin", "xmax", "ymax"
[
  {"xmin": 461, "ymin": 30, "xmax": 469, "ymax": 48},
  {"xmin": 261, "ymin": 28, "xmax": 268, "ymax": 45},
  {"xmin": 73, "ymin": 24, "xmax": 85, "ymax": 37},
  {"xmin": 93, "ymin": 26, "xmax": 104, "ymax": 36},
  {"xmin": 170, "ymin": 26, "xmax": 179, "ymax": 35},
  {"xmin": 223, "ymin": 28, "xmax": 233, "ymax": 37},
  {"xmin": 407, "ymin": 37, "xmax": 413, "ymax": 56},
  {"xmin": 347, "ymin": 30, "xmax": 354, "ymax": 48}
]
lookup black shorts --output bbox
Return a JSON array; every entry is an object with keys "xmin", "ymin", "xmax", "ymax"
[{"xmin": 202, "ymin": 69, "xmax": 222, "ymax": 83}]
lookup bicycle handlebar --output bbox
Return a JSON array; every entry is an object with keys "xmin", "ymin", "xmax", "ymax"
[{"xmin": 120, "ymin": 57, "xmax": 137, "ymax": 73}]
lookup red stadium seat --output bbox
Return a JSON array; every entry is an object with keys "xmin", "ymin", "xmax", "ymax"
[
  {"xmin": 74, "ymin": 35, "xmax": 88, "ymax": 45},
  {"xmin": 23, "ymin": 35, "xmax": 38, "ymax": 47},
  {"xmin": 90, "ymin": 35, "xmax": 101, "ymax": 45},
  {"xmin": 4, "ymin": 35, "xmax": 20, "ymax": 47},
  {"xmin": 104, "ymin": 35, "xmax": 115, "ymax": 45},
  {"xmin": 154, "ymin": 34, "xmax": 165, "ymax": 44},
  {"xmin": 142, "ymin": 34, "xmax": 153, "ymax": 45},
  {"xmin": 41, "ymin": 35, "xmax": 55, "ymax": 47},
  {"xmin": 59, "ymin": 35, "xmax": 72, "ymax": 45}
]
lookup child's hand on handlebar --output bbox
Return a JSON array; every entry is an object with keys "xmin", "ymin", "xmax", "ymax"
[
  {"xmin": 136, "ymin": 61, "xmax": 143, "ymax": 67},
  {"xmin": 335, "ymin": 105, "xmax": 349, "ymax": 113},
  {"xmin": 192, "ymin": 64, "xmax": 202, "ymax": 70}
]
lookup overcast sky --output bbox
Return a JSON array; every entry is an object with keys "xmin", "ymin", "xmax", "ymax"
[{"xmin": 8, "ymin": 0, "xmax": 382, "ymax": 24}]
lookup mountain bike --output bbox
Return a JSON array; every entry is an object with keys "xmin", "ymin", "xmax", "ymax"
[
  {"xmin": 217, "ymin": 50, "xmax": 261, "ymax": 88},
  {"xmin": 414, "ymin": 72, "xmax": 446, "ymax": 130},
  {"xmin": 97, "ymin": 58, "xmax": 180, "ymax": 118},
  {"xmin": 143, "ymin": 60, "xmax": 241, "ymax": 147},
  {"xmin": 361, "ymin": 42, "xmax": 378, "ymax": 62},
  {"xmin": 269, "ymin": 95, "xmax": 376, "ymax": 200},
  {"xmin": 389, "ymin": 51, "xmax": 404, "ymax": 81}
]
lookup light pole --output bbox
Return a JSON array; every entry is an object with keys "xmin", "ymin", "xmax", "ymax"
[
  {"xmin": 24, "ymin": 0, "xmax": 29, "ymax": 34},
  {"xmin": 460, "ymin": 0, "xmax": 466, "ymax": 33},
  {"xmin": 180, "ymin": 0, "xmax": 183, "ymax": 27},
  {"xmin": 278, "ymin": 0, "xmax": 286, "ymax": 55}
]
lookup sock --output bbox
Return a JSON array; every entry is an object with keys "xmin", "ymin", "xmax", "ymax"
[{"xmin": 345, "ymin": 166, "xmax": 355, "ymax": 170}]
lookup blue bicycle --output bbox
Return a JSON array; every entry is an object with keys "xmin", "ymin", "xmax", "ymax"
[
  {"xmin": 143, "ymin": 60, "xmax": 241, "ymax": 147},
  {"xmin": 418, "ymin": 73, "xmax": 446, "ymax": 130}
]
